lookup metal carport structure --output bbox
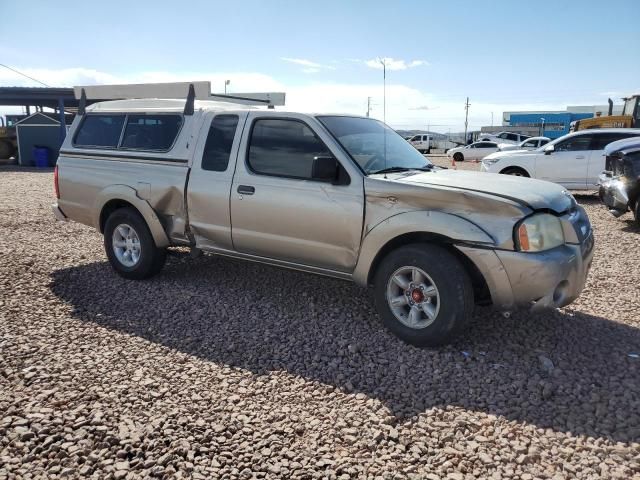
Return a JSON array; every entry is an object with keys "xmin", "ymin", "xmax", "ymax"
[{"xmin": 0, "ymin": 87, "xmax": 110, "ymax": 144}]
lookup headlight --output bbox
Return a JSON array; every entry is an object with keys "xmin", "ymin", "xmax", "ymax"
[{"xmin": 515, "ymin": 213, "xmax": 564, "ymax": 252}]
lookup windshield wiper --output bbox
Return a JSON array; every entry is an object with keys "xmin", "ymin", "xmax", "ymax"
[{"xmin": 370, "ymin": 165, "xmax": 434, "ymax": 175}]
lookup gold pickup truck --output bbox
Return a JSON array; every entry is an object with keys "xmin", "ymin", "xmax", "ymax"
[{"xmin": 52, "ymin": 83, "xmax": 594, "ymax": 347}]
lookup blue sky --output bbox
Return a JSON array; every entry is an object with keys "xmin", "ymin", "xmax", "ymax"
[{"xmin": 1, "ymin": 0, "xmax": 639, "ymax": 131}]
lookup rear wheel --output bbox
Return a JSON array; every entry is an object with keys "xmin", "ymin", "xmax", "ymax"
[
  {"xmin": 453, "ymin": 152, "xmax": 464, "ymax": 162},
  {"xmin": 633, "ymin": 199, "xmax": 640, "ymax": 227},
  {"xmin": 373, "ymin": 244, "xmax": 474, "ymax": 347},
  {"xmin": 104, "ymin": 207, "xmax": 166, "ymax": 280},
  {"xmin": 501, "ymin": 167, "xmax": 529, "ymax": 177}
]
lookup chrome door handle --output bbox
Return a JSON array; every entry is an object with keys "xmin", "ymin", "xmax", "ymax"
[{"xmin": 575, "ymin": 155, "xmax": 585, "ymax": 159}]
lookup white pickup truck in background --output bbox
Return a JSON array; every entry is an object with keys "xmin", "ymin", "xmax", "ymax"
[{"xmin": 407, "ymin": 134, "xmax": 432, "ymax": 153}]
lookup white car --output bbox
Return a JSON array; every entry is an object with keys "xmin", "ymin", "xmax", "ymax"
[
  {"xmin": 480, "ymin": 131, "xmax": 531, "ymax": 145},
  {"xmin": 408, "ymin": 134, "xmax": 432, "ymax": 153},
  {"xmin": 480, "ymin": 129, "xmax": 640, "ymax": 190},
  {"xmin": 498, "ymin": 136, "xmax": 550, "ymax": 152},
  {"xmin": 447, "ymin": 141, "xmax": 499, "ymax": 162}
]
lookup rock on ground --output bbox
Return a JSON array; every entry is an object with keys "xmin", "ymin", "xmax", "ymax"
[{"xmin": 0, "ymin": 165, "xmax": 638, "ymax": 479}]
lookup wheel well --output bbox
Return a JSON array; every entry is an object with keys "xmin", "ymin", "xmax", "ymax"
[
  {"xmin": 499, "ymin": 166, "xmax": 529, "ymax": 176},
  {"xmin": 99, "ymin": 199, "xmax": 136, "ymax": 233},
  {"xmin": 367, "ymin": 232, "xmax": 492, "ymax": 306}
]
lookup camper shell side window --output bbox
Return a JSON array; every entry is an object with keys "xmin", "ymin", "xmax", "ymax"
[{"xmin": 73, "ymin": 113, "xmax": 184, "ymax": 152}]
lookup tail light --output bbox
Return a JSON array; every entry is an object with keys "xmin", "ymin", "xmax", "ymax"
[{"xmin": 54, "ymin": 165, "xmax": 60, "ymax": 199}]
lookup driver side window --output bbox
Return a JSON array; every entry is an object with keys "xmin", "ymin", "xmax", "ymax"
[
  {"xmin": 554, "ymin": 136, "xmax": 592, "ymax": 152},
  {"xmin": 248, "ymin": 118, "xmax": 333, "ymax": 180}
]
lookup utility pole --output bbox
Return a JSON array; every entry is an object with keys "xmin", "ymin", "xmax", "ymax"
[
  {"xmin": 491, "ymin": 111, "xmax": 494, "ymax": 127},
  {"xmin": 224, "ymin": 79, "xmax": 230, "ymax": 94},
  {"xmin": 366, "ymin": 97, "xmax": 372, "ymax": 117},
  {"xmin": 464, "ymin": 97, "xmax": 470, "ymax": 145}
]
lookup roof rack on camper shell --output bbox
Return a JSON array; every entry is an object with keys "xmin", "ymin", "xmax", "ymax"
[{"xmin": 74, "ymin": 81, "xmax": 286, "ymax": 116}]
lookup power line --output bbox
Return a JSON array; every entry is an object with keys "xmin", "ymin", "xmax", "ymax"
[{"xmin": 0, "ymin": 63, "xmax": 51, "ymax": 87}]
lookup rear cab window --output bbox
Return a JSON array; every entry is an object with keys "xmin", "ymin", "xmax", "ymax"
[{"xmin": 201, "ymin": 115, "xmax": 240, "ymax": 172}]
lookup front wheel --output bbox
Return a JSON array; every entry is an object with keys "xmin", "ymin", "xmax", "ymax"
[
  {"xmin": 453, "ymin": 152, "xmax": 464, "ymax": 162},
  {"xmin": 373, "ymin": 244, "xmax": 473, "ymax": 347},
  {"xmin": 501, "ymin": 167, "xmax": 529, "ymax": 177},
  {"xmin": 633, "ymin": 199, "xmax": 640, "ymax": 227},
  {"xmin": 104, "ymin": 207, "xmax": 166, "ymax": 280}
]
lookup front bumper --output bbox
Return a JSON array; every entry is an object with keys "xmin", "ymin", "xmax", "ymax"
[
  {"xmin": 51, "ymin": 203, "xmax": 68, "ymax": 222},
  {"xmin": 598, "ymin": 173, "xmax": 630, "ymax": 215},
  {"xmin": 456, "ymin": 208, "xmax": 594, "ymax": 311}
]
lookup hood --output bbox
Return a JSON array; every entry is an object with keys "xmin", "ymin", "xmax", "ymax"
[
  {"xmin": 391, "ymin": 169, "xmax": 573, "ymax": 213},
  {"xmin": 485, "ymin": 150, "xmax": 538, "ymax": 160},
  {"xmin": 497, "ymin": 146, "xmax": 528, "ymax": 153}
]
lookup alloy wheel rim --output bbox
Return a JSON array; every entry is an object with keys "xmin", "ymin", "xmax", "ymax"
[
  {"xmin": 386, "ymin": 266, "xmax": 440, "ymax": 329},
  {"xmin": 112, "ymin": 223, "xmax": 141, "ymax": 267}
]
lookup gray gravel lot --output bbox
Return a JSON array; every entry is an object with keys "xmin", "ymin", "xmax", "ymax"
[{"xmin": 1, "ymin": 164, "xmax": 639, "ymax": 479}]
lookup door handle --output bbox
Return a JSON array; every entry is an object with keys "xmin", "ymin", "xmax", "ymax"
[
  {"xmin": 237, "ymin": 185, "xmax": 255, "ymax": 195},
  {"xmin": 575, "ymin": 155, "xmax": 585, "ymax": 159}
]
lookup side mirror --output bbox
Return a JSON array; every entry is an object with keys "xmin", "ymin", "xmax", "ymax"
[
  {"xmin": 311, "ymin": 156, "xmax": 339, "ymax": 183},
  {"xmin": 544, "ymin": 145, "xmax": 554, "ymax": 155}
]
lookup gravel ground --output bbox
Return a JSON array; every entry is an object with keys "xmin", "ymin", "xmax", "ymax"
[{"xmin": 1, "ymin": 165, "xmax": 639, "ymax": 480}]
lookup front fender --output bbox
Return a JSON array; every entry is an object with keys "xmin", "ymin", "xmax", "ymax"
[
  {"xmin": 94, "ymin": 185, "xmax": 170, "ymax": 248},
  {"xmin": 352, "ymin": 210, "xmax": 495, "ymax": 285}
]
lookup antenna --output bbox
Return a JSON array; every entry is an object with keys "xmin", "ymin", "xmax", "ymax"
[{"xmin": 464, "ymin": 97, "xmax": 470, "ymax": 145}]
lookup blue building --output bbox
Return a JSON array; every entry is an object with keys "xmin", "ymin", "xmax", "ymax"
[{"xmin": 506, "ymin": 112, "xmax": 593, "ymax": 139}]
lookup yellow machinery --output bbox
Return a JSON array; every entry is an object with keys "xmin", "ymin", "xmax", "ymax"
[
  {"xmin": 0, "ymin": 122, "xmax": 17, "ymax": 159},
  {"xmin": 573, "ymin": 95, "xmax": 640, "ymax": 131}
]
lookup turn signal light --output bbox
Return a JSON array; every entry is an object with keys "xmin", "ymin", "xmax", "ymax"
[{"xmin": 517, "ymin": 224, "xmax": 530, "ymax": 251}]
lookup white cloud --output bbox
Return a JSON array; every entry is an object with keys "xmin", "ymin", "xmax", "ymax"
[
  {"xmin": 280, "ymin": 57, "xmax": 335, "ymax": 73},
  {"xmin": 0, "ymin": 66, "xmax": 575, "ymax": 131},
  {"xmin": 364, "ymin": 57, "xmax": 429, "ymax": 71}
]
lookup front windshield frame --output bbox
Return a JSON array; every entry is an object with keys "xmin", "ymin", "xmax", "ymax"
[{"xmin": 316, "ymin": 115, "xmax": 433, "ymax": 175}]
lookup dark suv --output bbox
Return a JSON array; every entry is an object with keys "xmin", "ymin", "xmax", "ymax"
[{"xmin": 599, "ymin": 137, "xmax": 640, "ymax": 225}]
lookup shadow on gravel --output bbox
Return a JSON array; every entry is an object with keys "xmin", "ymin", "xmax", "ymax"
[
  {"xmin": 0, "ymin": 165, "xmax": 54, "ymax": 173},
  {"xmin": 50, "ymin": 254, "xmax": 640, "ymax": 444}
]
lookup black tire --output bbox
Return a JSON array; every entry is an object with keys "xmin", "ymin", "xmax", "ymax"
[
  {"xmin": 426, "ymin": 148, "xmax": 431, "ymax": 154},
  {"xmin": 453, "ymin": 152, "xmax": 464, "ymax": 162},
  {"xmin": 373, "ymin": 244, "xmax": 473, "ymax": 347},
  {"xmin": 501, "ymin": 167, "xmax": 529, "ymax": 177},
  {"xmin": 633, "ymin": 199, "xmax": 640, "ymax": 227},
  {"xmin": 104, "ymin": 207, "xmax": 166, "ymax": 280},
  {"xmin": 0, "ymin": 140, "xmax": 14, "ymax": 159}
]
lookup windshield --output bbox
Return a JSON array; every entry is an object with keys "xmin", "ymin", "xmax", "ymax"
[
  {"xmin": 317, "ymin": 116, "xmax": 432, "ymax": 174},
  {"xmin": 623, "ymin": 97, "xmax": 638, "ymax": 116}
]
